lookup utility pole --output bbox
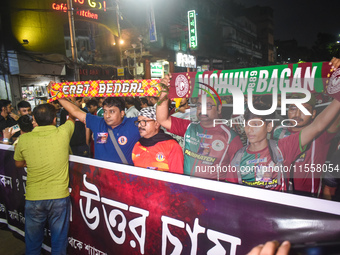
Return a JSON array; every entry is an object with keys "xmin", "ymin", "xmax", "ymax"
[
  {"xmin": 67, "ymin": 0, "xmax": 80, "ymax": 81},
  {"xmin": 116, "ymin": 0, "xmax": 123, "ymax": 66},
  {"xmin": 131, "ymin": 44, "xmax": 137, "ymax": 78}
]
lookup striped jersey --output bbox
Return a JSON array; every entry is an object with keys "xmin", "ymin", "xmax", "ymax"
[{"xmin": 169, "ymin": 117, "xmax": 243, "ymax": 181}]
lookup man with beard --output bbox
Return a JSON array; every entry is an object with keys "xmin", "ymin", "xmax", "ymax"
[
  {"xmin": 0, "ymin": 99, "xmax": 19, "ymax": 142},
  {"xmin": 132, "ymin": 107, "xmax": 183, "ymax": 173},
  {"xmin": 156, "ymin": 76, "xmax": 243, "ymax": 181},
  {"xmin": 272, "ymin": 93, "xmax": 340, "ymax": 196}
]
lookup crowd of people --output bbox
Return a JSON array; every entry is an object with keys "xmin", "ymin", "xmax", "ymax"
[
  {"xmin": 1, "ymin": 57, "xmax": 340, "ymax": 254},
  {"xmin": 1, "ymin": 60, "xmax": 340, "ymax": 199},
  {"xmin": 2, "ymin": 61, "xmax": 340, "ymax": 199}
]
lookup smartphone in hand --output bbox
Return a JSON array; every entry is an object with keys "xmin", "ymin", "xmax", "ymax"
[{"xmin": 10, "ymin": 124, "xmax": 21, "ymax": 134}]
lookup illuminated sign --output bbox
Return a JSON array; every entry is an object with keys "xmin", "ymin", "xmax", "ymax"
[
  {"xmin": 117, "ymin": 67, "xmax": 124, "ymax": 77},
  {"xmin": 76, "ymin": 10, "xmax": 98, "ymax": 19},
  {"xmin": 151, "ymin": 62, "xmax": 163, "ymax": 78},
  {"xmin": 187, "ymin": 10, "xmax": 198, "ymax": 49},
  {"xmin": 50, "ymin": 0, "xmax": 118, "ymax": 37},
  {"xmin": 52, "ymin": 0, "xmax": 106, "ymax": 20},
  {"xmin": 52, "ymin": 3, "xmax": 68, "ymax": 12},
  {"xmin": 74, "ymin": 0, "xmax": 106, "ymax": 11},
  {"xmin": 176, "ymin": 52, "xmax": 196, "ymax": 68}
]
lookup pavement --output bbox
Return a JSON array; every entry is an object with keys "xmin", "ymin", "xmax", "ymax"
[{"xmin": 0, "ymin": 226, "xmax": 25, "ymax": 255}]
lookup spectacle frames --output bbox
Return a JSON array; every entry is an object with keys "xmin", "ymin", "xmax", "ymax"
[
  {"xmin": 134, "ymin": 120, "xmax": 155, "ymax": 127},
  {"xmin": 195, "ymin": 102, "xmax": 216, "ymax": 110}
]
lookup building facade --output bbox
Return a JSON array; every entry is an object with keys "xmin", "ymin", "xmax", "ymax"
[
  {"xmin": 0, "ymin": 0, "xmax": 274, "ymax": 107},
  {"xmin": 0, "ymin": 0, "xmax": 118, "ymax": 106}
]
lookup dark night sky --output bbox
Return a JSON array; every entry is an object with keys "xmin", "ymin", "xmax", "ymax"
[{"xmin": 236, "ymin": 0, "xmax": 340, "ymax": 48}]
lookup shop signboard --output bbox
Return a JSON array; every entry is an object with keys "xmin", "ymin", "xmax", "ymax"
[
  {"xmin": 188, "ymin": 10, "xmax": 198, "ymax": 49},
  {"xmin": 151, "ymin": 62, "xmax": 163, "ymax": 78},
  {"xmin": 117, "ymin": 67, "xmax": 125, "ymax": 77}
]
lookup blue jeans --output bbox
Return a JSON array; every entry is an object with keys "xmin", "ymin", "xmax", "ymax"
[{"xmin": 25, "ymin": 196, "xmax": 70, "ymax": 255}]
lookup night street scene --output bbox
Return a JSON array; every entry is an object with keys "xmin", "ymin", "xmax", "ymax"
[{"xmin": 1, "ymin": 0, "xmax": 340, "ymax": 254}]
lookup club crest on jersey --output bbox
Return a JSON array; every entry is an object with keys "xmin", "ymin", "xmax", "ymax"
[
  {"xmin": 118, "ymin": 136, "xmax": 127, "ymax": 145},
  {"xmin": 212, "ymin": 140, "xmax": 225, "ymax": 151},
  {"xmin": 156, "ymin": 152, "xmax": 165, "ymax": 162}
]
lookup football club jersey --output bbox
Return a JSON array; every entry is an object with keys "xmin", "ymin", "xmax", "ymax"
[
  {"xmin": 170, "ymin": 117, "xmax": 243, "ymax": 181},
  {"xmin": 273, "ymin": 126, "xmax": 335, "ymax": 195}
]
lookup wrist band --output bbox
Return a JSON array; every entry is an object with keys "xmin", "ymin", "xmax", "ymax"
[{"xmin": 3, "ymin": 138, "xmax": 9, "ymax": 143}]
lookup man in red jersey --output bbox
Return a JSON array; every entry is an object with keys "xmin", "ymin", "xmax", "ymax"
[
  {"xmin": 132, "ymin": 106, "xmax": 183, "ymax": 174},
  {"xmin": 156, "ymin": 77, "xmax": 243, "ymax": 181},
  {"xmin": 272, "ymin": 93, "xmax": 340, "ymax": 196}
]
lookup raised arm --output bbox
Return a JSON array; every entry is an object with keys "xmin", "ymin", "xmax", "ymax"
[
  {"xmin": 301, "ymin": 99, "xmax": 340, "ymax": 147},
  {"xmin": 58, "ymin": 98, "xmax": 86, "ymax": 123},
  {"xmin": 156, "ymin": 74, "xmax": 172, "ymax": 130},
  {"xmin": 48, "ymin": 81, "xmax": 86, "ymax": 123},
  {"xmin": 301, "ymin": 58, "xmax": 340, "ymax": 147},
  {"xmin": 327, "ymin": 113, "xmax": 340, "ymax": 133}
]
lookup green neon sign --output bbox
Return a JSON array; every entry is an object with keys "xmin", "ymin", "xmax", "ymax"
[{"xmin": 187, "ymin": 10, "xmax": 197, "ymax": 49}]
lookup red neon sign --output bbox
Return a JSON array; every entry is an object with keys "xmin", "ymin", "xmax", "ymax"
[
  {"xmin": 52, "ymin": 3, "xmax": 68, "ymax": 12},
  {"xmin": 52, "ymin": 2, "xmax": 104, "ymax": 19},
  {"xmin": 76, "ymin": 10, "xmax": 98, "ymax": 20},
  {"xmin": 52, "ymin": 0, "xmax": 106, "ymax": 15}
]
